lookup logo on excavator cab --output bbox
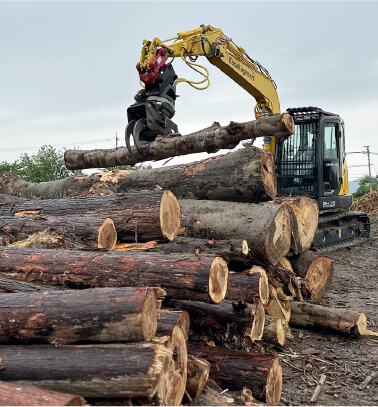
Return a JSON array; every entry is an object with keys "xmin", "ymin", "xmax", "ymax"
[{"xmin": 229, "ymin": 57, "xmax": 254, "ymax": 80}]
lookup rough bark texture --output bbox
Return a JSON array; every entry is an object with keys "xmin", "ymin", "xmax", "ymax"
[
  {"xmin": 0, "ymin": 287, "xmax": 164, "ymax": 345},
  {"xmin": 0, "ymin": 381, "xmax": 86, "ymax": 406},
  {"xmin": 64, "ymin": 114, "xmax": 294, "ymax": 170},
  {"xmin": 291, "ymin": 251, "xmax": 334, "ymax": 300},
  {"xmin": 0, "ymin": 190, "xmax": 181, "ymax": 243},
  {"xmin": 0, "ymin": 343, "xmax": 172, "ymax": 399},
  {"xmin": 186, "ymin": 356, "xmax": 210, "ymax": 400},
  {"xmin": 0, "ymin": 214, "xmax": 117, "ymax": 249},
  {"xmin": 179, "ymin": 200, "xmax": 292, "ymax": 265},
  {"xmin": 187, "ymin": 343, "xmax": 282, "ymax": 405},
  {"xmin": 164, "ymin": 299, "xmax": 265, "ymax": 341},
  {"xmin": 289, "ymin": 301, "xmax": 367, "ymax": 335},
  {"xmin": 0, "ymin": 276, "xmax": 62, "ymax": 293},
  {"xmin": 155, "ymin": 310, "xmax": 190, "ymax": 341},
  {"xmin": 0, "ymin": 247, "xmax": 228, "ymax": 304}
]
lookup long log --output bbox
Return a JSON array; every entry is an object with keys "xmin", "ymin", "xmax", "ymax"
[
  {"xmin": 0, "ymin": 343, "xmax": 172, "ymax": 400},
  {"xmin": 0, "ymin": 214, "xmax": 117, "ymax": 249},
  {"xmin": 0, "ymin": 190, "xmax": 181, "ymax": 242},
  {"xmin": 0, "ymin": 381, "xmax": 86, "ymax": 406},
  {"xmin": 0, "ymin": 247, "xmax": 228, "ymax": 304},
  {"xmin": 290, "ymin": 251, "xmax": 334, "ymax": 300},
  {"xmin": 164, "ymin": 299, "xmax": 265, "ymax": 341},
  {"xmin": 0, "ymin": 287, "xmax": 164, "ymax": 345},
  {"xmin": 289, "ymin": 301, "xmax": 367, "ymax": 335},
  {"xmin": 64, "ymin": 114, "xmax": 294, "ymax": 170},
  {"xmin": 187, "ymin": 343, "xmax": 282, "ymax": 405},
  {"xmin": 179, "ymin": 200, "xmax": 292, "ymax": 265}
]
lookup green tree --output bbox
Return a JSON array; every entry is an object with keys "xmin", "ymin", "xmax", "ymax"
[
  {"xmin": 0, "ymin": 145, "xmax": 82, "ymax": 183},
  {"xmin": 352, "ymin": 176, "xmax": 378, "ymax": 199}
]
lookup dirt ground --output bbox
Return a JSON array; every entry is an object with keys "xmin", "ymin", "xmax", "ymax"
[{"xmin": 278, "ymin": 217, "xmax": 378, "ymax": 406}]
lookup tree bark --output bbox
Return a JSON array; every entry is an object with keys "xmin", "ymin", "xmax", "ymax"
[
  {"xmin": 0, "ymin": 381, "xmax": 86, "ymax": 406},
  {"xmin": 226, "ymin": 266, "xmax": 269, "ymax": 305},
  {"xmin": 0, "ymin": 287, "xmax": 164, "ymax": 345},
  {"xmin": 0, "ymin": 343, "xmax": 172, "ymax": 400},
  {"xmin": 186, "ymin": 356, "xmax": 210, "ymax": 400},
  {"xmin": 262, "ymin": 316, "xmax": 291, "ymax": 347},
  {"xmin": 289, "ymin": 301, "xmax": 367, "ymax": 335},
  {"xmin": 0, "ymin": 276, "xmax": 62, "ymax": 293},
  {"xmin": 0, "ymin": 190, "xmax": 181, "ymax": 243},
  {"xmin": 155, "ymin": 310, "xmax": 190, "ymax": 341},
  {"xmin": 0, "ymin": 247, "xmax": 229, "ymax": 304},
  {"xmin": 187, "ymin": 343, "xmax": 282, "ymax": 405},
  {"xmin": 179, "ymin": 200, "xmax": 292, "ymax": 265},
  {"xmin": 0, "ymin": 215, "xmax": 117, "ymax": 249},
  {"xmin": 164, "ymin": 299, "xmax": 265, "ymax": 341},
  {"xmin": 290, "ymin": 251, "xmax": 334, "ymax": 300},
  {"xmin": 63, "ymin": 114, "xmax": 294, "ymax": 170}
]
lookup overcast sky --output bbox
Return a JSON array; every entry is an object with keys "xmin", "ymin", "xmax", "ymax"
[{"xmin": 1, "ymin": 1, "xmax": 378, "ymax": 180}]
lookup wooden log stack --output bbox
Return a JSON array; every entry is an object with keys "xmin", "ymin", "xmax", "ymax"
[{"xmin": 0, "ymin": 114, "xmax": 372, "ymax": 405}]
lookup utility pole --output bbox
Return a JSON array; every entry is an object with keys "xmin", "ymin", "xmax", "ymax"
[
  {"xmin": 363, "ymin": 146, "xmax": 372, "ymax": 192},
  {"xmin": 116, "ymin": 132, "xmax": 119, "ymax": 149}
]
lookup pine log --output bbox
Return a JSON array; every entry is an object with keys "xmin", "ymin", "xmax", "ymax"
[
  {"xmin": 0, "ymin": 276, "xmax": 62, "ymax": 293},
  {"xmin": 179, "ymin": 200, "xmax": 292, "ymax": 265},
  {"xmin": 0, "ymin": 190, "xmax": 181, "ymax": 242},
  {"xmin": 262, "ymin": 316, "xmax": 291, "ymax": 347},
  {"xmin": 268, "ymin": 258, "xmax": 303, "ymax": 301},
  {"xmin": 0, "ymin": 287, "xmax": 164, "ymax": 345},
  {"xmin": 155, "ymin": 310, "xmax": 190, "ymax": 341},
  {"xmin": 0, "ymin": 247, "xmax": 228, "ymax": 304},
  {"xmin": 273, "ymin": 196, "xmax": 319, "ymax": 254},
  {"xmin": 267, "ymin": 285, "xmax": 291, "ymax": 321},
  {"xmin": 0, "ymin": 192, "xmax": 27, "ymax": 204},
  {"xmin": 186, "ymin": 356, "xmax": 210, "ymax": 400},
  {"xmin": 64, "ymin": 114, "xmax": 294, "ymax": 170},
  {"xmin": 0, "ymin": 215, "xmax": 117, "ymax": 249},
  {"xmin": 164, "ymin": 299, "xmax": 266, "ymax": 341},
  {"xmin": 289, "ymin": 301, "xmax": 367, "ymax": 335},
  {"xmin": 290, "ymin": 251, "xmax": 334, "ymax": 300},
  {"xmin": 187, "ymin": 343, "xmax": 282, "ymax": 405},
  {"xmin": 0, "ymin": 381, "xmax": 86, "ymax": 406},
  {"xmin": 115, "ymin": 238, "xmax": 250, "ymax": 262},
  {"xmin": 0, "ymin": 343, "xmax": 172, "ymax": 400}
]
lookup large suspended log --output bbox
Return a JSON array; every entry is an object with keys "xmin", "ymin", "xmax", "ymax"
[
  {"xmin": 290, "ymin": 251, "xmax": 334, "ymax": 300},
  {"xmin": 0, "ymin": 287, "xmax": 164, "ymax": 345},
  {"xmin": 0, "ymin": 343, "xmax": 172, "ymax": 400},
  {"xmin": 187, "ymin": 343, "xmax": 282, "ymax": 405},
  {"xmin": 289, "ymin": 301, "xmax": 367, "ymax": 335},
  {"xmin": 164, "ymin": 299, "xmax": 265, "ymax": 341},
  {"xmin": 0, "ymin": 381, "xmax": 86, "ymax": 406},
  {"xmin": 0, "ymin": 247, "xmax": 228, "ymax": 304},
  {"xmin": 0, "ymin": 190, "xmax": 181, "ymax": 242},
  {"xmin": 64, "ymin": 114, "xmax": 294, "ymax": 170},
  {"xmin": 179, "ymin": 200, "xmax": 292, "ymax": 265},
  {"xmin": 0, "ymin": 214, "xmax": 117, "ymax": 249}
]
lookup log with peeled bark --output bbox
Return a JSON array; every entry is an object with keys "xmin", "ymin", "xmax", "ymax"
[
  {"xmin": 0, "ymin": 190, "xmax": 180, "ymax": 243},
  {"xmin": 0, "ymin": 381, "xmax": 86, "ymax": 406},
  {"xmin": 0, "ymin": 343, "xmax": 172, "ymax": 400},
  {"xmin": 64, "ymin": 114, "xmax": 294, "ymax": 170},
  {"xmin": 0, "ymin": 214, "xmax": 117, "ymax": 249},
  {"xmin": 0, "ymin": 247, "xmax": 228, "ymax": 304},
  {"xmin": 289, "ymin": 301, "xmax": 367, "ymax": 335},
  {"xmin": 227, "ymin": 266, "xmax": 269, "ymax": 305},
  {"xmin": 273, "ymin": 196, "xmax": 319, "ymax": 254},
  {"xmin": 290, "ymin": 251, "xmax": 334, "ymax": 300},
  {"xmin": 186, "ymin": 356, "xmax": 210, "ymax": 400},
  {"xmin": 0, "ymin": 287, "xmax": 164, "ymax": 345},
  {"xmin": 187, "ymin": 343, "xmax": 282, "ymax": 405},
  {"xmin": 164, "ymin": 299, "xmax": 266, "ymax": 341},
  {"xmin": 179, "ymin": 200, "xmax": 292, "ymax": 265}
]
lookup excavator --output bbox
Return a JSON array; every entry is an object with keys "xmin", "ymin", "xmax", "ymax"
[{"xmin": 125, "ymin": 24, "xmax": 370, "ymax": 250}]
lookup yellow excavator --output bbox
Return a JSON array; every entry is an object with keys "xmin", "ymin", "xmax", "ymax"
[{"xmin": 126, "ymin": 24, "xmax": 370, "ymax": 250}]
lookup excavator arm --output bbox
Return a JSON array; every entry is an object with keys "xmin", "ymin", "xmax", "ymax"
[{"xmin": 126, "ymin": 25, "xmax": 280, "ymax": 152}]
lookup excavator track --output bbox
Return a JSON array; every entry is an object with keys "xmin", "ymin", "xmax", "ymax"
[{"xmin": 311, "ymin": 210, "xmax": 370, "ymax": 251}]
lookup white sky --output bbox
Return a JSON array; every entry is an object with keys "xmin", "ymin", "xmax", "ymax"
[{"xmin": 1, "ymin": 1, "xmax": 378, "ymax": 181}]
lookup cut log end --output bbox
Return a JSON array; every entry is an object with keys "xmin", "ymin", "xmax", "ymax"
[
  {"xmin": 209, "ymin": 257, "xmax": 229, "ymax": 303},
  {"xmin": 186, "ymin": 356, "xmax": 210, "ymax": 400},
  {"xmin": 261, "ymin": 152, "xmax": 277, "ymax": 200},
  {"xmin": 280, "ymin": 112, "xmax": 295, "ymax": 134},
  {"xmin": 142, "ymin": 288, "xmax": 160, "ymax": 342},
  {"xmin": 265, "ymin": 205, "xmax": 292, "ymax": 265},
  {"xmin": 266, "ymin": 358, "xmax": 283, "ymax": 406},
  {"xmin": 242, "ymin": 239, "xmax": 249, "ymax": 255},
  {"xmin": 294, "ymin": 197, "xmax": 319, "ymax": 252},
  {"xmin": 305, "ymin": 256, "xmax": 334, "ymax": 300},
  {"xmin": 252, "ymin": 266, "xmax": 269, "ymax": 305},
  {"xmin": 160, "ymin": 190, "xmax": 181, "ymax": 241},
  {"xmin": 97, "ymin": 218, "xmax": 117, "ymax": 249},
  {"xmin": 250, "ymin": 301, "xmax": 266, "ymax": 341},
  {"xmin": 356, "ymin": 312, "xmax": 367, "ymax": 335}
]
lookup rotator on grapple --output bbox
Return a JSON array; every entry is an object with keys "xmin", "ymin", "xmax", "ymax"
[{"xmin": 125, "ymin": 47, "xmax": 178, "ymax": 153}]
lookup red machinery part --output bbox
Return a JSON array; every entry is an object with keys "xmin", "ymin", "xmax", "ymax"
[{"xmin": 137, "ymin": 48, "xmax": 168, "ymax": 84}]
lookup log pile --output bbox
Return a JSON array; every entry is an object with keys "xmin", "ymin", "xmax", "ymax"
[{"xmin": 0, "ymin": 115, "xmax": 374, "ymax": 405}]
